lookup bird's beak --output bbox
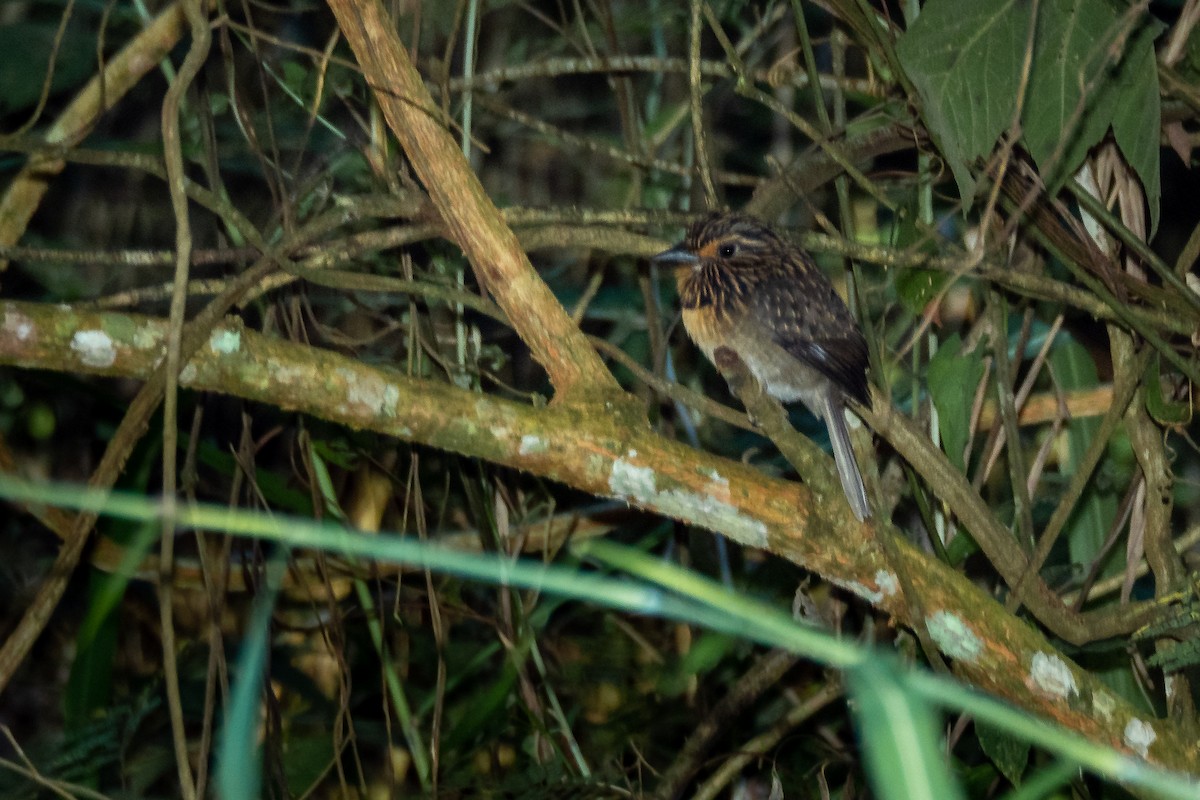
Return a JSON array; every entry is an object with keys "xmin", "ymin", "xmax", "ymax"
[{"xmin": 649, "ymin": 243, "xmax": 699, "ymax": 266}]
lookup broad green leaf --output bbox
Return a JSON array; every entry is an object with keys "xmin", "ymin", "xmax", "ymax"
[
  {"xmin": 897, "ymin": 0, "xmax": 1162, "ymax": 231},
  {"xmin": 192, "ymin": 437, "xmax": 313, "ymax": 515},
  {"xmin": 443, "ymin": 661, "xmax": 520, "ymax": 752},
  {"xmin": 1022, "ymin": 1, "xmax": 1163, "ymax": 230},
  {"xmin": 1046, "ymin": 336, "xmax": 1143, "ymax": 712},
  {"xmin": 927, "ymin": 334, "xmax": 986, "ymax": 471},
  {"xmin": 284, "ymin": 733, "xmax": 336, "ymax": 797},
  {"xmin": 1047, "ymin": 336, "xmax": 1117, "ymax": 574},
  {"xmin": 64, "ymin": 569, "xmax": 121, "ymax": 731},
  {"xmin": 1108, "ymin": 19, "xmax": 1163, "ymax": 234},
  {"xmin": 896, "ymin": 0, "xmax": 1028, "ymax": 202}
]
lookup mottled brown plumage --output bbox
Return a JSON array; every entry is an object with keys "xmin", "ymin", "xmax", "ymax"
[{"xmin": 652, "ymin": 212, "xmax": 872, "ymax": 520}]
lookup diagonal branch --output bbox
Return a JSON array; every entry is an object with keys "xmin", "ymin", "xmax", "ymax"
[{"xmin": 325, "ymin": 0, "xmax": 619, "ymax": 399}]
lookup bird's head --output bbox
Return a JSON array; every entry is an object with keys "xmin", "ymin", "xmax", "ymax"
[{"xmin": 651, "ymin": 212, "xmax": 785, "ymax": 283}]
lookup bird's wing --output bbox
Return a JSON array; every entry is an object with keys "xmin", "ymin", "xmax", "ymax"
[{"xmin": 749, "ymin": 270, "xmax": 870, "ymax": 406}]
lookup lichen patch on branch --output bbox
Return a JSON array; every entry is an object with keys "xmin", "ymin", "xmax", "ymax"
[{"xmin": 609, "ymin": 456, "xmax": 768, "ymax": 547}]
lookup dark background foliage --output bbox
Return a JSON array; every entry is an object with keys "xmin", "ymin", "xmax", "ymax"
[{"xmin": 0, "ymin": 0, "xmax": 1198, "ymax": 797}]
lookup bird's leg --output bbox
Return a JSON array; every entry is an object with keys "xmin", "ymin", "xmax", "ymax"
[
  {"xmin": 713, "ymin": 346, "xmax": 764, "ymax": 426},
  {"xmin": 712, "ymin": 347, "xmax": 844, "ymax": 504}
]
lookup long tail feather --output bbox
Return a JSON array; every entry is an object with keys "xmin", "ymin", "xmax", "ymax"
[{"xmin": 820, "ymin": 391, "xmax": 870, "ymax": 521}]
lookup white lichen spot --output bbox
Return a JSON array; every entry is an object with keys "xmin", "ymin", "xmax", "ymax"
[
  {"xmin": 1123, "ymin": 717, "xmax": 1156, "ymax": 758},
  {"xmin": 519, "ymin": 435, "xmax": 548, "ymax": 455},
  {"xmin": 272, "ymin": 363, "xmax": 306, "ymax": 386},
  {"xmin": 478, "ymin": 397, "xmax": 517, "ymax": 425},
  {"xmin": 704, "ymin": 472, "xmax": 732, "ymax": 503},
  {"xmin": 627, "ymin": 449, "xmax": 638, "ymax": 458},
  {"xmin": 3, "ymin": 309, "xmax": 32, "ymax": 341},
  {"xmin": 382, "ymin": 385, "xmax": 400, "ymax": 416},
  {"xmin": 132, "ymin": 326, "xmax": 160, "ymax": 350},
  {"xmin": 1093, "ymin": 691, "xmax": 1117, "ymax": 722},
  {"xmin": 874, "ymin": 570, "xmax": 899, "ymax": 598},
  {"xmin": 476, "ymin": 397, "xmax": 520, "ymax": 438},
  {"xmin": 179, "ymin": 363, "xmax": 197, "ymax": 384},
  {"xmin": 662, "ymin": 487, "xmax": 768, "ymax": 547},
  {"xmin": 707, "ymin": 470, "xmax": 726, "ymax": 483},
  {"xmin": 608, "ymin": 457, "xmax": 768, "ymax": 546},
  {"xmin": 925, "ymin": 611, "xmax": 983, "ymax": 662},
  {"xmin": 70, "ymin": 329, "xmax": 117, "ymax": 367},
  {"xmin": 209, "ymin": 328, "xmax": 241, "ymax": 355},
  {"xmin": 609, "ymin": 457, "xmax": 657, "ymax": 498},
  {"xmin": 1165, "ymin": 673, "xmax": 1181, "ymax": 705},
  {"xmin": 342, "ymin": 369, "xmax": 388, "ymax": 413},
  {"xmin": 1029, "ymin": 652, "xmax": 1077, "ymax": 699}
]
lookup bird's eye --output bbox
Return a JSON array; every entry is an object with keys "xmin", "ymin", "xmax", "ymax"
[{"xmin": 718, "ymin": 243, "xmax": 737, "ymax": 258}]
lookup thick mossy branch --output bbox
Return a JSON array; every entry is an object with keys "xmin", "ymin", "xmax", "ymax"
[{"xmin": 1, "ymin": 298, "xmax": 1194, "ymax": 774}]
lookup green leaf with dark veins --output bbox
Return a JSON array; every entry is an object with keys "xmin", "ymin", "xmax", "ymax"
[
  {"xmin": 1022, "ymin": 0, "xmax": 1163, "ymax": 231},
  {"xmin": 897, "ymin": 0, "xmax": 1162, "ymax": 232},
  {"xmin": 1108, "ymin": 17, "xmax": 1163, "ymax": 234},
  {"xmin": 896, "ymin": 0, "xmax": 1028, "ymax": 203}
]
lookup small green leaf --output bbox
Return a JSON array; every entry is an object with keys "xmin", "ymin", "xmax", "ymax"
[
  {"xmin": 891, "ymin": 201, "xmax": 950, "ymax": 315},
  {"xmin": 1048, "ymin": 336, "xmax": 1117, "ymax": 573},
  {"xmin": 281, "ymin": 60, "xmax": 309, "ymax": 93},
  {"xmin": 661, "ymin": 632, "xmax": 738, "ymax": 696},
  {"xmin": 1144, "ymin": 353, "xmax": 1190, "ymax": 425},
  {"xmin": 25, "ymin": 401, "xmax": 55, "ymax": 440},
  {"xmin": 976, "ymin": 720, "xmax": 1030, "ymax": 786},
  {"xmin": 927, "ymin": 334, "xmax": 985, "ymax": 471},
  {"xmin": 944, "ymin": 530, "xmax": 980, "ymax": 566}
]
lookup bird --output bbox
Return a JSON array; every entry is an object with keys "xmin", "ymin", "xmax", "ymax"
[{"xmin": 651, "ymin": 211, "xmax": 872, "ymax": 520}]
